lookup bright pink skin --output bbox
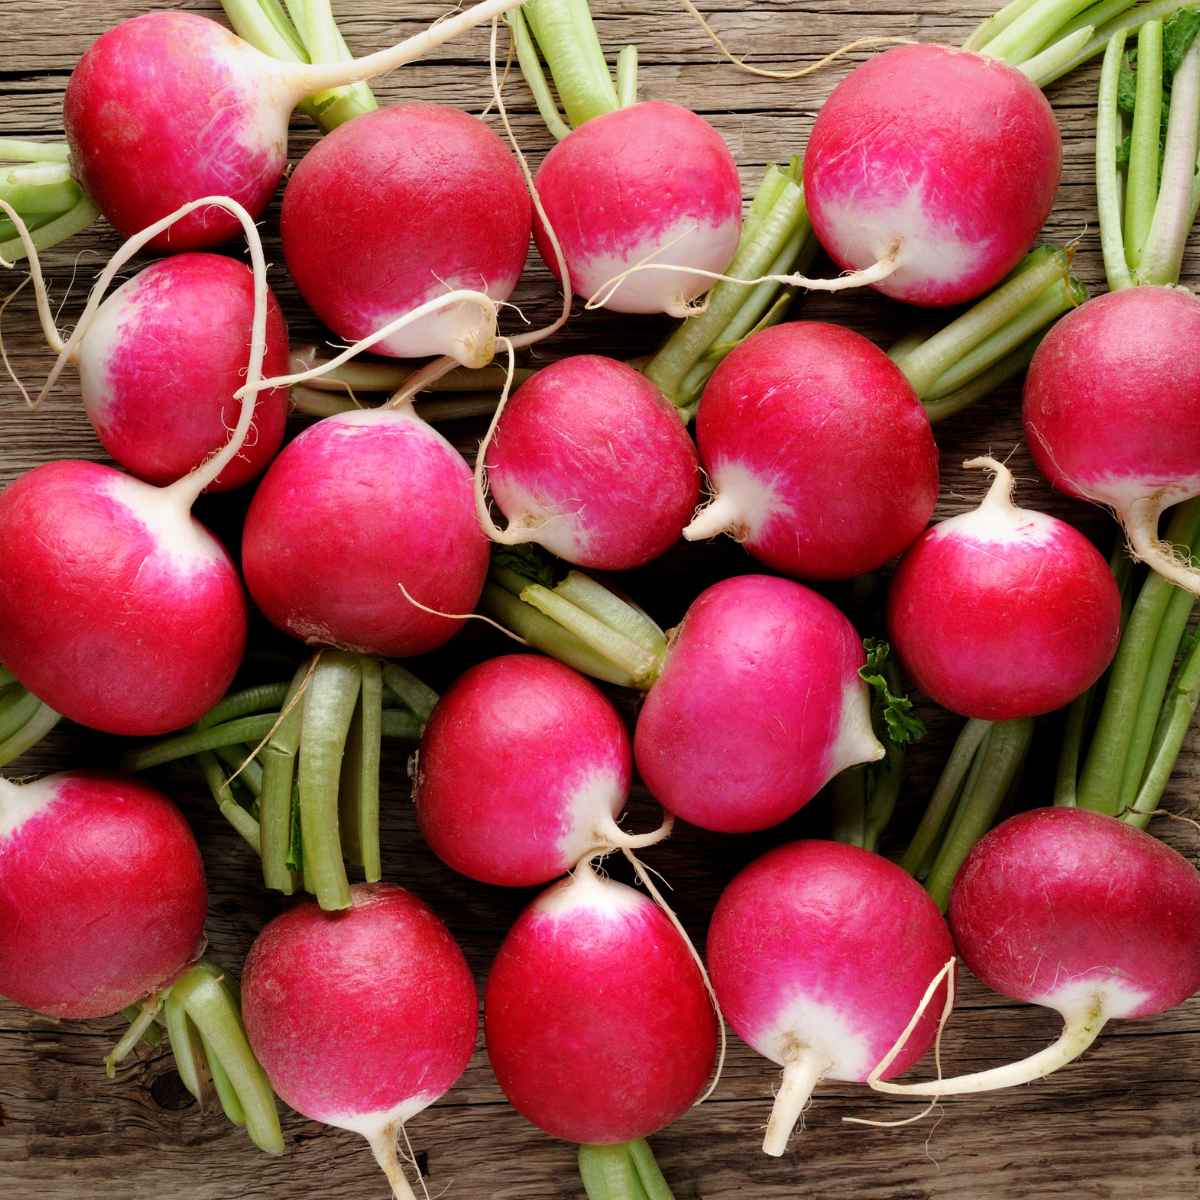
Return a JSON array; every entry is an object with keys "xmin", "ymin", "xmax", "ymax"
[
  {"xmin": 950, "ymin": 809, "xmax": 1200, "ymax": 1020},
  {"xmin": 485, "ymin": 870, "xmax": 716, "ymax": 1144},
  {"xmin": 805, "ymin": 44, "xmax": 1061, "ymax": 306},
  {"xmin": 485, "ymin": 356, "xmax": 700, "ymax": 569},
  {"xmin": 634, "ymin": 575, "xmax": 882, "ymax": 833},
  {"xmin": 693, "ymin": 322, "xmax": 938, "ymax": 580},
  {"xmin": 887, "ymin": 477, "xmax": 1122, "ymax": 720},
  {"xmin": 1024, "ymin": 288, "xmax": 1200, "ymax": 508},
  {"xmin": 708, "ymin": 842, "xmax": 954, "ymax": 1081},
  {"xmin": 65, "ymin": 13, "xmax": 292, "ymax": 250},
  {"xmin": 242, "ymin": 883, "xmax": 477, "ymax": 1126},
  {"xmin": 0, "ymin": 462, "xmax": 247, "ymax": 735},
  {"xmin": 77, "ymin": 254, "xmax": 289, "ymax": 491},
  {"xmin": 282, "ymin": 104, "xmax": 531, "ymax": 359},
  {"xmin": 415, "ymin": 655, "xmax": 632, "ymax": 886},
  {"xmin": 0, "ymin": 771, "xmax": 207, "ymax": 1020},
  {"xmin": 532, "ymin": 101, "xmax": 742, "ymax": 313},
  {"xmin": 242, "ymin": 408, "xmax": 489, "ymax": 657}
]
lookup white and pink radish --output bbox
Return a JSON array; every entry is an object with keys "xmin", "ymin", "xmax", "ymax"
[
  {"xmin": 1024, "ymin": 287, "xmax": 1200, "ymax": 595},
  {"xmin": 415, "ymin": 654, "xmax": 677, "ymax": 886},
  {"xmin": 804, "ymin": 44, "xmax": 1061, "ymax": 306},
  {"xmin": 888, "ymin": 456, "xmax": 1122, "ymax": 720},
  {"xmin": 485, "ymin": 861, "xmax": 717, "ymax": 1189},
  {"xmin": 707, "ymin": 840, "xmax": 955, "ymax": 1154},
  {"xmin": 684, "ymin": 322, "xmax": 939, "ymax": 581},
  {"xmin": 0, "ymin": 198, "xmax": 270, "ymax": 735},
  {"xmin": 63, "ymin": 2, "xmax": 528, "ymax": 248},
  {"xmin": 478, "ymin": 355, "xmax": 700, "ymax": 569},
  {"xmin": 282, "ymin": 103, "xmax": 532, "ymax": 362},
  {"xmin": 0, "ymin": 770, "xmax": 283, "ymax": 1152},
  {"xmin": 873, "ymin": 808, "xmax": 1200, "ymax": 1099},
  {"xmin": 242, "ymin": 882, "xmax": 477, "ymax": 1199}
]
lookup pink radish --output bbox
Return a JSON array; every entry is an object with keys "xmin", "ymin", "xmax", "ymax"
[
  {"xmin": 242, "ymin": 882, "xmax": 477, "ymax": 1200},
  {"xmin": 242, "ymin": 405, "xmax": 490, "ymax": 657},
  {"xmin": 479, "ymin": 355, "xmax": 700, "ymax": 569},
  {"xmin": 873, "ymin": 808, "xmax": 1200, "ymax": 1099},
  {"xmin": 0, "ymin": 198, "xmax": 268, "ymax": 734},
  {"xmin": 485, "ymin": 862, "xmax": 716, "ymax": 1184},
  {"xmin": 282, "ymin": 103, "xmax": 532, "ymax": 362},
  {"xmin": 804, "ymin": 44, "xmax": 1061, "ymax": 306},
  {"xmin": 635, "ymin": 574, "xmax": 884, "ymax": 832},
  {"xmin": 63, "ymin": 3, "xmax": 528, "ymax": 249},
  {"xmin": 707, "ymin": 840, "xmax": 955, "ymax": 1154},
  {"xmin": 684, "ymin": 322, "xmax": 939, "ymax": 581},
  {"xmin": 414, "ymin": 654, "xmax": 675, "ymax": 886},
  {"xmin": 888, "ymin": 456, "xmax": 1122, "ymax": 720},
  {"xmin": 1024, "ymin": 287, "xmax": 1200, "ymax": 595},
  {"xmin": 0, "ymin": 771, "xmax": 206, "ymax": 1019}
]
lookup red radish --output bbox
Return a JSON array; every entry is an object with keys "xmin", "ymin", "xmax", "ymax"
[
  {"xmin": 0, "ymin": 198, "xmax": 267, "ymax": 735},
  {"xmin": 486, "ymin": 863, "xmax": 716, "ymax": 1144},
  {"xmin": 242, "ymin": 406, "xmax": 489, "ymax": 656},
  {"xmin": 532, "ymin": 101, "xmax": 742, "ymax": 315},
  {"xmin": 282, "ymin": 104, "xmax": 532, "ymax": 361},
  {"xmin": 414, "ymin": 654, "xmax": 672, "ymax": 886},
  {"xmin": 0, "ymin": 771, "xmax": 206, "ymax": 1019},
  {"xmin": 242, "ymin": 883, "xmax": 477, "ymax": 1200},
  {"xmin": 684, "ymin": 322, "xmax": 939, "ymax": 581},
  {"xmin": 708, "ymin": 841, "xmax": 955, "ymax": 1155},
  {"xmin": 1024, "ymin": 287, "xmax": 1200, "ymax": 595},
  {"xmin": 804, "ymin": 44, "xmax": 1061, "ymax": 307},
  {"xmin": 888, "ymin": 456, "xmax": 1122, "ymax": 720},
  {"xmin": 63, "ymin": 2, "xmax": 528, "ymax": 249},
  {"xmin": 635, "ymin": 574, "xmax": 884, "ymax": 832},
  {"xmin": 874, "ymin": 808, "xmax": 1200, "ymax": 1098},
  {"xmin": 479, "ymin": 355, "xmax": 700, "ymax": 568}
]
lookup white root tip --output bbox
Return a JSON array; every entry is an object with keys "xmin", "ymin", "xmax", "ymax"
[
  {"xmin": 365, "ymin": 1123, "xmax": 421, "ymax": 1200},
  {"xmin": 682, "ymin": 492, "xmax": 744, "ymax": 543},
  {"xmin": 963, "ymin": 454, "xmax": 1018, "ymax": 511},
  {"xmin": 762, "ymin": 1052, "xmax": 825, "ymax": 1157},
  {"xmin": 1124, "ymin": 496, "xmax": 1200, "ymax": 597}
]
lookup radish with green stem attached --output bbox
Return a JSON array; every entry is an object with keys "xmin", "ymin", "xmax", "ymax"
[
  {"xmin": 0, "ymin": 770, "xmax": 283, "ymax": 1153},
  {"xmin": 242, "ymin": 883, "xmax": 477, "ymax": 1200}
]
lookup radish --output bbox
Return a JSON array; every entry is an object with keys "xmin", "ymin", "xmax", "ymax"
[
  {"xmin": 281, "ymin": 103, "xmax": 532, "ymax": 362},
  {"xmin": 63, "ymin": 1, "xmax": 528, "ymax": 249},
  {"xmin": 486, "ymin": 566, "xmax": 884, "ymax": 833},
  {"xmin": 804, "ymin": 44, "xmax": 1061, "ymax": 307},
  {"xmin": 478, "ymin": 355, "xmax": 700, "ymax": 569},
  {"xmin": 242, "ymin": 882, "xmax": 477, "ymax": 1200},
  {"xmin": 415, "ymin": 654, "xmax": 674, "ymax": 885},
  {"xmin": 509, "ymin": 0, "xmax": 742, "ymax": 315},
  {"xmin": 873, "ymin": 808, "xmax": 1200, "ymax": 1099},
  {"xmin": 0, "ymin": 197, "xmax": 269, "ymax": 735},
  {"xmin": 888, "ymin": 456, "xmax": 1122, "ymax": 720},
  {"xmin": 707, "ymin": 840, "xmax": 955, "ymax": 1155},
  {"xmin": 684, "ymin": 322, "xmax": 939, "ymax": 580},
  {"xmin": 0, "ymin": 770, "xmax": 283, "ymax": 1152},
  {"xmin": 485, "ymin": 861, "xmax": 717, "ymax": 1191}
]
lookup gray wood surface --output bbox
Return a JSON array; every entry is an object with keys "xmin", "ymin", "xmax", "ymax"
[{"xmin": 2, "ymin": 2, "xmax": 1199, "ymax": 1198}]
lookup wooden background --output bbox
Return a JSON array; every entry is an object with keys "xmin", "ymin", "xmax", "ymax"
[{"xmin": 2, "ymin": 2, "xmax": 1199, "ymax": 1197}]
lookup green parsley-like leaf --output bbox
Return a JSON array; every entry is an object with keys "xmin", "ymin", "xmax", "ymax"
[
  {"xmin": 1164, "ymin": 8, "xmax": 1200, "ymax": 75},
  {"xmin": 859, "ymin": 639, "xmax": 927, "ymax": 747}
]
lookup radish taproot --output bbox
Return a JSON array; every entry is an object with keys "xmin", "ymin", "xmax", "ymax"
[
  {"xmin": 0, "ymin": 770, "xmax": 283, "ymax": 1152},
  {"xmin": 242, "ymin": 883, "xmax": 477, "ymax": 1200},
  {"xmin": 63, "ymin": 2, "xmax": 530, "ymax": 249},
  {"xmin": 708, "ymin": 840, "xmax": 955, "ymax": 1154},
  {"xmin": 874, "ymin": 808, "xmax": 1200, "ymax": 1099},
  {"xmin": 486, "ymin": 861, "xmax": 717, "ymax": 1193},
  {"xmin": 888, "ymin": 456, "xmax": 1122, "ymax": 719},
  {"xmin": 415, "ymin": 654, "xmax": 673, "ymax": 885}
]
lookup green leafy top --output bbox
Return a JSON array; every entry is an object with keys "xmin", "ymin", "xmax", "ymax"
[
  {"xmin": 492, "ymin": 545, "xmax": 567, "ymax": 590},
  {"xmin": 860, "ymin": 639, "xmax": 927, "ymax": 748}
]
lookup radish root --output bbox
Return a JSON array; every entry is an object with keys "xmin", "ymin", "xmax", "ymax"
[{"xmin": 1124, "ymin": 494, "xmax": 1200, "ymax": 598}]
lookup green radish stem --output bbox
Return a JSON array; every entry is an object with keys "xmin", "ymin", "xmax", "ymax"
[
  {"xmin": 979, "ymin": 0, "xmax": 1099, "ymax": 66},
  {"xmin": 122, "ymin": 715, "xmax": 279, "ymax": 770},
  {"xmin": 1097, "ymin": 29, "xmax": 1136, "ymax": 291},
  {"xmin": 197, "ymin": 750, "xmax": 262, "ymax": 851},
  {"xmin": 578, "ymin": 1140, "xmax": 675, "ymax": 1200},
  {"xmin": 338, "ymin": 657, "xmax": 383, "ymax": 879},
  {"xmin": 260, "ymin": 662, "xmax": 311, "ymax": 894},
  {"xmin": 382, "ymin": 663, "xmax": 439, "ymax": 723},
  {"xmin": 0, "ymin": 143, "xmax": 98, "ymax": 261},
  {"xmin": 198, "ymin": 683, "xmax": 292, "ymax": 728},
  {"xmin": 1125, "ymin": 21, "xmax": 1165, "ymax": 270}
]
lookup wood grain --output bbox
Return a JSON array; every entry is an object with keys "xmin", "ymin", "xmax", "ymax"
[{"xmin": 2, "ymin": 2, "xmax": 1199, "ymax": 1198}]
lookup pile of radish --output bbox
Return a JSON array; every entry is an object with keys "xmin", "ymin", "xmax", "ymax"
[{"xmin": 4, "ymin": 0, "xmax": 1200, "ymax": 1198}]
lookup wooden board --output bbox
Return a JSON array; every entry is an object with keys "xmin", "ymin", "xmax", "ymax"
[{"xmin": 2, "ymin": 2, "xmax": 1199, "ymax": 1198}]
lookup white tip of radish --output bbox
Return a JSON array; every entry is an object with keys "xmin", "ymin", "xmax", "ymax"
[
  {"xmin": 930, "ymin": 456, "xmax": 1057, "ymax": 546},
  {"xmin": 683, "ymin": 462, "xmax": 788, "ymax": 544},
  {"xmin": 1123, "ymin": 493, "xmax": 1200, "ymax": 598},
  {"xmin": 757, "ymin": 996, "xmax": 872, "ymax": 1082},
  {"xmin": 0, "ymin": 775, "xmax": 56, "ymax": 841},
  {"xmin": 1048, "ymin": 976, "xmax": 1150, "ymax": 1023},
  {"xmin": 355, "ymin": 285, "xmax": 504, "ymax": 366},
  {"xmin": 481, "ymin": 476, "xmax": 588, "ymax": 560},
  {"xmin": 106, "ymin": 474, "xmax": 228, "ymax": 571},
  {"xmin": 325, "ymin": 1092, "xmax": 439, "ymax": 1139},
  {"xmin": 533, "ymin": 864, "xmax": 647, "ymax": 921},
  {"xmin": 557, "ymin": 768, "xmax": 629, "ymax": 865},
  {"xmin": 830, "ymin": 673, "xmax": 885, "ymax": 776}
]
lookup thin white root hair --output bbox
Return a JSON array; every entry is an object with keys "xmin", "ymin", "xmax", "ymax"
[
  {"xmin": 843, "ymin": 957, "xmax": 957, "ymax": 1129},
  {"xmin": 396, "ymin": 581, "xmax": 530, "ymax": 646},
  {"xmin": 586, "ymin": 240, "xmax": 903, "ymax": 311},
  {"xmin": 398, "ymin": 1123, "xmax": 433, "ymax": 1200},
  {"xmin": 0, "ymin": 276, "xmax": 34, "ymax": 407},
  {"xmin": 0, "ymin": 199, "xmax": 67, "ymax": 362},
  {"xmin": 621, "ymin": 844, "xmax": 728, "ymax": 1105}
]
